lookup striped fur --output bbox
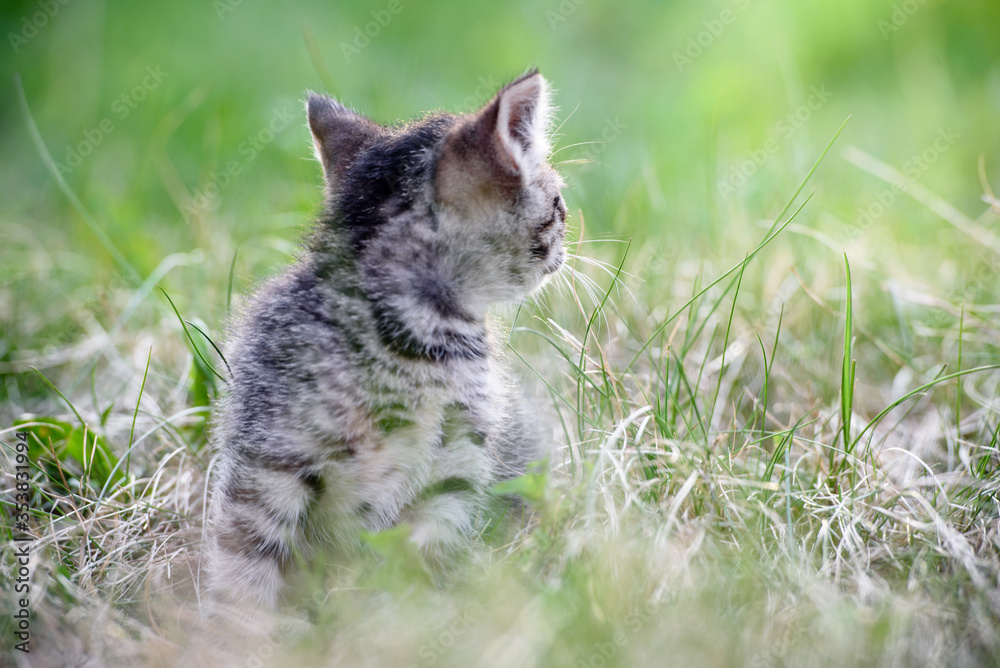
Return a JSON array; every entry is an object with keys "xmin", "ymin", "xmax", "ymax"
[{"xmin": 205, "ymin": 71, "xmax": 566, "ymax": 609}]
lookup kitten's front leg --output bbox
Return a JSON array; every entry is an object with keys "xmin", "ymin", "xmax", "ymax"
[{"xmin": 400, "ymin": 408, "xmax": 495, "ymax": 574}]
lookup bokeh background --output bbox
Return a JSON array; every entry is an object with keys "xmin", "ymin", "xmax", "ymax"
[
  {"xmin": 3, "ymin": 0, "xmax": 999, "ymax": 367},
  {"xmin": 2, "ymin": 1, "xmax": 1000, "ymax": 666}
]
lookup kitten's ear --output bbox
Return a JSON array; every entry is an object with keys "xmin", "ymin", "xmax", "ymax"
[
  {"xmin": 436, "ymin": 71, "xmax": 554, "ymax": 210},
  {"xmin": 307, "ymin": 92, "xmax": 383, "ymax": 187},
  {"xmin": 492, "ymin": 70, "xmax": 553, "ymax": 177}
]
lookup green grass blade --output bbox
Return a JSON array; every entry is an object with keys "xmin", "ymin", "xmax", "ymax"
[
  {"xmin": 14, "ymin": 74, "xmax": 141, "ymax": 287},
  {"xmin": 762, "ymin": 115, "xmax": 852, "ymax": 239},
  {"xmin": 851, "ymin": 364, "xmax": 1000, "ymax": 452},
  {"xmin": 629, "ymin": 118, "xmax": 850, "ymax": 374},
  {"xmin": 186, "ymin": 320, "xmax": 232, "ymax": 376},
  {"xmin": 156, "ymin": 285, "xmax": 227, "ymax": 384},
  {"xmin": 30, "ymin": 367, "xmax": 85, "ymax": 426},
  {"xmin": 628, "ymin": 193, "xmax": 814, "ymax": 374},
  {"xmin": 956, "ymin": 303, "xmax": 964, "ymax": 443},
  {"xmin": 707, "ymin": 254, "xmax": 747, "ymax": 438},
  {"xmin": 227, "ymin": 246, "xmax": 240, "ymax": 316},
  {"xmin": 841, "ymin": 253, "xmax": 855, "ymax": 456},
  {"xmin": 302, "ymin": 22, "xmax": 340, "ymax": 96},
  {"xmin": 126, "ymin": 347, "xmax": 153, "ymax": 481}
]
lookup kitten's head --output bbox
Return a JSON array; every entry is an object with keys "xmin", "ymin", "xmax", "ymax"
[{"xmin": 307, "ymin": 71, "xmax": 566, "ymax": 313}]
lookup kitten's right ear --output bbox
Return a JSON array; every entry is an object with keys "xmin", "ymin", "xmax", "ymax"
[
  {"xmin": 307, "ymin": 92, "xmax": 383, "ymax": 187},
  {"xmin": 435, "ymin": 71, "xmax": 554, "ymax": 212}
]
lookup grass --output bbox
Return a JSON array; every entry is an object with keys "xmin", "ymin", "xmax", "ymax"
[{"xmin": 2, "ymin": 0, "xmax": 1000, "ymax": 665}]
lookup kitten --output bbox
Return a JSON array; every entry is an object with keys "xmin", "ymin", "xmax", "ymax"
[{"xmin": 205, "ymin": 70, "xmax": 567, "ymax": 610}]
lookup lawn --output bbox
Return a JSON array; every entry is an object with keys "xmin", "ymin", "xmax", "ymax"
[{"xmin": 2, "ymin": 0, "xmax": 999, "ymax": 666}]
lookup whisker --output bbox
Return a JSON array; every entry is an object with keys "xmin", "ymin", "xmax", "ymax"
[
  {"xmin": 567, "ymin": 253, "xmax": 639, "ymax": 281},
  {"xmin": 550, "ymin": 140, "xmax": 606, "ymax": 158},
  {"xmin": 549, "ymin": 100, "xmax": 583, "ymax": 143}
]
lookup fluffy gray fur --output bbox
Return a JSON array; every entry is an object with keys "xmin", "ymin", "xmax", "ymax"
[{"xmin": 205, "ymin": 70, "xmax": 567, "ymax": 609}]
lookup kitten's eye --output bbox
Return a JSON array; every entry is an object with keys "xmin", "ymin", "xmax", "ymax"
[{"xmin": 553, "ymin": 196, "xmax": 566, "ymax": 222}]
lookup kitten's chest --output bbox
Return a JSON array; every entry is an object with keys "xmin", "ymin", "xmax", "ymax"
[{"xmin": 369, "ymin": 358, "xmax": 503, "ymax": 444}]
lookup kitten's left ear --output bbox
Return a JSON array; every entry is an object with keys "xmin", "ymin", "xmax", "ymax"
[{"xmin": 307, "ymin": 92, "xmax": 383, "ymax": 189}]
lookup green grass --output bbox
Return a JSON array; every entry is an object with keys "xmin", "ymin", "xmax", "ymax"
[{"xmin": 2, "ymin": 0, "xmax": 1000, "ymax": 665}]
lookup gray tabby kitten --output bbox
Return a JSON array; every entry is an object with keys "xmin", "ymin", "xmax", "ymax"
[{"xmin": 205, "ymin": 70, "xmax": 567, "ymax": 609}]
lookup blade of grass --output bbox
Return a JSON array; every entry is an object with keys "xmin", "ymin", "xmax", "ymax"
[
  {"xmin": 628, "ymin": 193, "xmax": 813, "ymax": 375},
  {"xmin": 851, "ymin": 364, "xmax": 1000, "ymax": 452},
  {"xmin": 127, "ymin": 347, "xmax": 153, "ymax": 481},
  {"xmin": 30, "ymin": 367, "xmax": 85, "ymax": 426},
  {"xmin": 227, "ymin": 246, "xmax": 240, "ymax": 316},
  {"xmin": 707, "ymin": 254, "xmax": 748, "ymax": 439},
  {"xmin": 156, "ymin": 285, "xmax": 227, "ymax": 384},
  {"xmin": 14, "ymin": 74, "xmax": 141, "ymax": 287},
  {"xmin": 302, "ymin": 22, "xmax": 339, "ymax": 96},
  {"xmin": 956, "ymin": 303, "xmax": 964, "ymax": 445},
  {"xmin": 764, "ymin": 304, "xmax": 784, "ymax": 441},
  {"xmin": 577, "ymin": 239, "xmax": 632, "ymax": 439},
  {"xmin": 763, "ymin": 116, "xmax": 852, "ymax": 239},
  {"xmin": 841, "ymin": 253, "xmax": 856, "ymax": 457},
  {"xmin": 186, "ymin": 320, "xmax": 231, "ymax": 375},
  {"xmin": 629, "ymin": 117, "xmax": 850, "ymax": 374}
]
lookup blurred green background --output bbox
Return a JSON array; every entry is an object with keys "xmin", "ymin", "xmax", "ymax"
[
  {"xmin": 2, "ymin": 0, "xmax": 999, "ymax": 408},
  {"xmin": 3, "ymin": 4, "xmax": 1000, "ymax": 664}
]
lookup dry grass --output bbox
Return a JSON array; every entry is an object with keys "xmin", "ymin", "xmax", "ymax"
[{"xmin": 3, "ymin": 154, "xmax": 999, "ymax": 665}]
